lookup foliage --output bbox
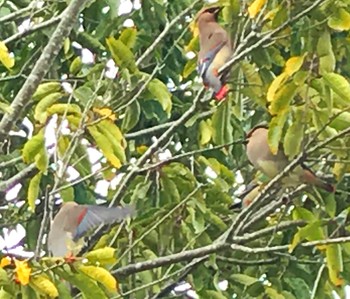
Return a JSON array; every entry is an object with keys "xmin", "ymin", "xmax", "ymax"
[{"xmin": 0, "ymin": 0, "xmax": 350, "ymax": 298}]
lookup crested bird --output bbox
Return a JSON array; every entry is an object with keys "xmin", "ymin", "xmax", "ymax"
[
  {"xmin": 197, "ymin": 6, "xmax": 232, "ymax": 101},
  {"xmin": 47, "ymin": 202, "xmax": 135, "ymax": 257},
  {"xmin": 245, "ymin": 125, "xmax": 335, "ymax": 192}
]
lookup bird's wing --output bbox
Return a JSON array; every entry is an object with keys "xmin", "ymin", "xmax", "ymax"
[{"xmin": 73, "ymin": 205, "xmax": 135, "ymax": 241}]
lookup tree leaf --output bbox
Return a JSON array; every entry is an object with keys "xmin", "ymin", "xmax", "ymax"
[
  {"xmin": 78, "ymin": 265, "xmax": 117, "ymax": 293},
  {"xmin": 328, "ymin": 8, "xmax": 350, "ymax": 31},
  {"xmin": 269, "ymin": 81, "xmax": 298, "ymax": 115},
  {"xmin": 34, "ymin": 92, "xmax": 63, "ymax": 124},
  {"xmin": 147, "ymin": 78, "xmax": 172, "ymax": 116},
  {"xmin": 248, "ymin": 0, "xmax": 267, "ymax": 18},
  {"xmin": 14, "ymin": 260, "xmax": 31, "ymax": 286},
  {"xmin": 30, "ymin": 275, "xmax": 59, "ymax": 298},
  {"xmin": 326, "ymin": 244, "xmax": 344, "ymax": 286},
  {"xmin": 73, "ymin": 86, "xmax": 93, "ymax": 106},
  {"xmin": 199, "ymin": 119, "xmax": 212, "ymax": 145},
  {"xmin": 88, "ymin": 126, "xmax": 122, "ymax": 168},
  {"xmin": 84, "ymin": 247, "xmax": 117, "ymax": 266},
  {"xmin": 32, "ymin": 82, "xmax": 62, "ymax": 102},
  {"xmin": 230, "ymin": 273, "xmax": 259, "ymax": 286},
  {"xmin": 47, "ymin": 103, "xmax": 82, "ymax": 117},
  {"xmin": 323, "ymin": 73, "xmax": 350, "ymax": 101},
  {"xmin": 0, "ymin": 41, "xmax": 14, "ymax": 69},
  {"xmin": 268, "ymin": 110, "xmax": 288, "ymax": 155},
  {"xmin": 27, "ymin": 172, "xmax": 42, "ymax": 211},
  {"xmin": 183, "ymin": 58, "xmax": 197, "ymax": 78},
  {"xmin": 284, "ymin": 107, "xmax": 304, "ymax": 158},
  {"xmin": 317, "ymin": 31, "xmax": 335, "ymax": 74},
  {"xmin": 267, "ymin": 73, "xmax": 288, "ymax": 103},
  {"xmin": 121, "ymin": 100, "xmax": 141, "ymax": 132},
  {"xmin": 212, "ymin": 100, "xmax": 233, "ymax": 145},
  {"xmin": 69, "ymin": 56, "xmax": 82, "ymax": 75},
  {"xmin": 284, "ymin": 55, "xmax": 305, "ymax": 76},
  {"xmin": 106, "ymin": 36, "xmax": 137, "ymax": 73},
  {"xmin": 119, "ymin": 27, "xmax": 137, "ymax": 49},
  {"xmin": 34, "ymin": 146, "xmax": 48, "ymax": 173},
  {"xmin": 22, "ymin": 130, "xmax": 45, "ymax": 164}
]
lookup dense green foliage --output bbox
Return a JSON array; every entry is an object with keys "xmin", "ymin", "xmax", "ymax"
[{"xmin": 0, "ymin": 0, "xmax": 350, "ymax": 298}]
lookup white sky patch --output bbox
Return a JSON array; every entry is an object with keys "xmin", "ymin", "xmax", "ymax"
[
  {"xmin": 186, "ymin": 51, "xmax": 196, "ymax": 60},
  {"xmin": 134, "ymin": 0, "xmax": 141, "ymax": 9},
  {"xmin": 218, "ymin": 280, "xmax": 228, "ymax": 291},
  {"xmin": 105, "ymin": 59, "xmax": 119, "ymax": 79},
  {"xmin": 18, "ymin": 19, "xmax": 32, "ymax": 33},
  {"xmin": 81, "ymin": 48, "xmax": 95, "ymax": 64},
  {"xmin": 87, "ymin": 147, "xmax": 103, "ymax": 164},
  {"xmin": 0, "ymin": 224, "xmax": 25, "ymax": 250},
  {"xmin": 205, "ymin": 166, "xmax": 218, "ymax": 179},
  {"xmin": 102, "ymin": 6, "xmax": 110, "ymax": 14},
  {"xmin": 110, "ymin": 173, "xmax": 125, "ymax": 190},
  {"xmin": 95, "ymin": 180, "xmax": 110, "ymax": 197},
  {"xmin": 174, "ymin": 282, "xmax": 191, "ymax": 292},
  {"xmin": 158, "ymin": 149, "xmax": 172, "ymax": 161},
  {"xmin": 123, "ymin": 18, "xmax": 135, "ymax": 27},
  {"xmin": 235, "ymin": 170, "xmax": 244, "ymax": 184},
  {"xmin": 5, "ymin": 184, "xmax": 22, "ymax": 201},
  {"xmin": 62, "ymin": 82, "xmax": 73, "ymax": 94},
  {"xmin": 66, "ymin": 166, "xmax": 80, "ymax": 181},
  {"xmin": 23, "ymin": 117, "xmax": 34, "ymax": 138},
  {"xmin": 187, "ymin": 290, "xmax": 199, "ymax": 299},
  {"xmin": 118, "ymin": 0, "xmax": 133, "ymax": 15}
]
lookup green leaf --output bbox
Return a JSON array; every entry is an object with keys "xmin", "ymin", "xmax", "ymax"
[
  {"xmin": 47, "ymin": 103, "xmax": 82, "ymax": 117},
  {"xmin": 268, "ymin": 110, "xmax": 288, "ymax": 155},
  {"xmin": 147, "ymin": 78, "xmax": 172, "ymax": 116},
  {"xmin": 323, "ymin": 73, "xmax": 350, "ymax": 101},
  {"xmin": 284, "ymin": 107, "xmax": 304, "ymax": 158},
  {"xmin": 328, "ymin": 8, "xmax": 350, "ymax": 31},
  {"xmin": 230, "ymin": 274, "xmax": 259, "ymax": 286},
  {"xmin": 289, "ymin": 221, "xmax": 325, "ymax": 252},
  {"xmin": 269, "ymin": 81, "xmax": 298, "ymax": 115},
  {"xmin": 119, "ymin": 27, "xmax": 137, "ymax": 48},
  {"xmin": 60, "ymin": 187, "xmax": 74, "ymax": 203},
  {"xmin": 121, "ymin": 100, "xmax": 141, "ymax": 132},
  {"xmin": 0, "ymin": 268, "xmax": 10, "ymax": 286},
  {"xmin": 73, "ymin": 86, "xmax": 93, "ymax": 106},
  {"xmin": 34, "ymin": 92, "xmax": 63, "ymax": 124},
  {"xmin": 326, "ymin": 244, "xmax": 344, "ymax": 286},
  {"xmin": 212, "ymin": 100, "xmax": 233, "ymax": 145},
  {"xmin": 106, "ymin": 36, "xmax": 137, "ymax": 73},
  {"xmin": 34, "ymin": 146, "xmax": 48, "ymax": 173},
  {"xmin": 69, "ymin": 56, "xmax": 82, "ymax": 75},
  {"xmin": 27, "ymin": 172, "xmax": 42, "ymax": 212},
  {"xmin": 32, "ymin": 82, "xmax": 62, "ymax": 102},
  {"xmin": 284, "ymin": 278, "xmax": 310, "ymax": 299},
  {"xmin": 317, "ymin": 31, "xmax": 335, "ymax": 74},
  {"xmin": 199, "ymin": 119, "xmax": 212, "ymax": 145},
  {"xmin": 22, "ymin": 130, "xmax": 45, "ymax": 164},
  {"xmin": 78, "ymin": 265, "xmax": 117, "ymax": 293},
  {"xmin": 183, "ymin": 58, "xmax": 197, "ymax": 78}
]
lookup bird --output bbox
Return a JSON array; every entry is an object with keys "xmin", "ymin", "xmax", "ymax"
[
  {"xmin": 196, "ymin": 6, "xmax": 232, "ymax": 101},
  {"xmin": 47, "ymin": 202, "xmax": 135, "ymax": 257},
  {"xmin": 229, "ymin": 182, "xmax": 262, "ymax": 210},
  {"xmin": 245, "ymin": 125, "xmax": 335, "ymax": 192}
]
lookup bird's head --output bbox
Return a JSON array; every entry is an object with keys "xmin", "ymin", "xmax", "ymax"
[{"xmin": 196, "ymin": 6, "xmax": 223, "ymax": 23}]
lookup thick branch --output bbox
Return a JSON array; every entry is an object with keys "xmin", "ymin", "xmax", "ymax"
[{"xmin": 0, "ymin": 0, "xmax": 90, "ymax": 142}]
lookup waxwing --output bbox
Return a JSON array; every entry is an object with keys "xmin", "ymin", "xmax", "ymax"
[
  {"xmin": 245, "ymin": 125, "xmax": 334, "ymax": 192},
  {"xmin": 230, "ymin": 182, "xmax": 262, "ymax": 210},
  {"xmin": 47, "ymin": 202, "xmax": 134, "ymax": 257},
  {"xmin": 197, "ymin": 6, "xmax": 232, "ymax": 101}
]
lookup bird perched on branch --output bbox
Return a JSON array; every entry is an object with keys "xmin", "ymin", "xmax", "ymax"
[
  {"xmin": 230, "ymin": 182, "xmax": 262, "ymax": 210},
  {"xmin": 47, "ymin": 202, "xmax": 135, "ymax": 257},
  {"xmin": 245, "ymin": 125, "xmax": 335, "ymax": 192},
  {"xmin": 196, "ymin": 6, "xmax": 232, "ymax": 101}
]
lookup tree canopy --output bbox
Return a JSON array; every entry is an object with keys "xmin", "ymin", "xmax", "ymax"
[{"xmin": 0, "ymin": 0, "xmax": 350, "ymax": 298}]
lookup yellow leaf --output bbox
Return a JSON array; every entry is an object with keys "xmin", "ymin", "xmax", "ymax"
[
  {"xmin": 46, "ymin": 103, "xmax": 82, "ymax": 117},
  {"xmin": 30, "ymin": 275, "xmax": 59, "ymax": 298},
  {"xmin": 267, "ymin": 73, "xmax": 288, "ymax": 102},
  {"xmin": 284, "ymin": 55, "xmax": 305, "ymax": 76},
  {"xmin": 136, "ymin": 145, "xmax": 148, "ymax": 155},
  {"xmin": 22, "ymin": 130, "xmax": 45, "ymax": 164},
  {"xmin": 268, "ymin": 111, "xmax": 288, "ymax": 155},
  {"xmin": 78, "ymin": 265, "xmax": 117, "ymax": 292},
  {"xmin": 88, "ymin": 126, "xmax": 122, "ymax": 168},
  {"xmin": 93, "ymin": 107, "xmax": 116, "ymax": 121},
  {"xmin": 0, "ymin": 41, "xmax": 14, "ymax": 69},
  {"xmin": 27, "ymin": 172, "xmax": 42, "ymax": 211},
  {"xmin": 84, "ymin": 247, "xmax": 117, "ymax": 266},
  {"xmin": 326, "ymin": 244, "xmax": 344, "ymax": 286},
  {"xmin": 248, "ymin": 0, "xmax": 267, "ymax": 19},
  {"xmin": 0, "ymin": 257, "xmax": 11, "ymax": 268},
  {"xmin": 199, "ymin": 119, "xmax": 212, "ymax": 145},
  {"xmin": 35, "ymin": 147, "xmax": 48, "ymax": 173},
  {"xmin": 14, "ymin": 260, "xmax": 31, "ymax": 286},
  {"xmin": 34, "ymin": 92, "xmax": 63, "ymax": 124}
]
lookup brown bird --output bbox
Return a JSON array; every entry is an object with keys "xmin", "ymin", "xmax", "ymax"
[
  {"xmin": 47, "ymin": 202, "xmax": 135, "ymax": 257},
  {"xmin": 245, "ymin": 125, "xmax": 334, "ymax": 192},
  {"xmin": 197, "ymin": 6, "xmax": 232, "ymax": 101}
]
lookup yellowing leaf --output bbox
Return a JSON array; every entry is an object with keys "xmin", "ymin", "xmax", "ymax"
[
  {"xmin": 88, "ymin": 126, "xmax": 122, "ymax": 168},
  {"xmin": 136, "ymin": 145, "xmax": 148, "ymax": 155},
  {"xmin": 269, "ymin": 81, "xmax": 297, "ymax": 115},
  {"xmin": 284, "ymin": 55, "xmax": 305, "ymax": 76},
  {"xmin": 93, "ymin": 107, "xmax": 116, "ymax": 121},
  {"xmin": 47, "ymin": 103, "xmax": 82, "ymax": 117},
  {"xmin": 119, "ymin": 27, "xmax": 137, "ymax": 49},
  {"xmin": 14, "ymin": 260, "xmax": 31, "ymax": 286},
  {"xmin": 248, "ymin": 0, "xmax": 267, "ymax": 18},
  {"xmin": 34, "ymin": 92, "xmax": 63, "ymax": 124},
  {"xmin": 121, "ymin": 100, "xmax": 140, "ymax": 132},
  {"xmin": 35, "ymin": 147, "xmax": 48, "ymax": 173},
  {"xmin": 78, "ymin": 265, "xmax": 117, "ymax": 292},
  {"xmin": 284, "ymin": 108, "xmax": 304, "ymax": 158},
  {"xmin": 0, "ymin": 257, "xmax": 11, "ymax": 268},
  {"xmin": 326, "ymin": 244, "xmax": 344, "ymax": 286},
  {"xmin": 328, "ymin": 8, "xmax": 350, "ymax": 31},
  {"xmin": 32, "ymin": 82, "xmax": 62, "ymax": 102},
  {"xmin": 0, "ymin": 41, "xmax": 14, "ymax": 69},
  {"xmin": 199, "ymin": 119, "xmax": 212, "ymax": 145},
  {"xmin": 183, "ymin": 58, "xmax": 197, "ymax": 79},
  {"xmin": 22, "ymin": 130, "xmax": 45, "ymax": 164},
  {"xmin": 267, "ymin": 73, "xmax": 288, "ymax": 103},
  {"xmin": 147, "ymin": 78, "xmax": 172, "ymax": 116},
  {"xmin": 323, "ymin": 73, "xmax": 350, "ymax": 101},
  {"xmin": 31, "ymin": 275, "xmax": 59, "ymax": 298},
  {"xmin": 106, "ymin": 36, "xmax": 137, "ymax": 73},
  {"xmin": 27, "ymin": 172, "xmax": 42, "ymax": 211},
  {"xmin": 84, "ymin": 247, "xmax": 117, "ymax": 266},
  {"xmin": 0, "ymin": 288, "xmax": 12, "ymax": 299},
  {"xmin": 70, "ymin": 56, "xmax": 82, "ymax": 75},
  {"xmin": 268, "ymin": 110, "xmax": 288, "ymax": 155}
]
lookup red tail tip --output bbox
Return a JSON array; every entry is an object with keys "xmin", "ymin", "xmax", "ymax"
[
  {"xmin": 214, "ymin": 85, "xmax": 229, "ymax": 101},
  {"xmin": 324, "ymin": 184, "xmax": 336, "ymax": 193}
]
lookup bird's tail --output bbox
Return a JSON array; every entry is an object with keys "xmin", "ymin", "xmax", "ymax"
[{"xmin": 302, "ymin": 169, "xmax": 335, "ymax": 193}]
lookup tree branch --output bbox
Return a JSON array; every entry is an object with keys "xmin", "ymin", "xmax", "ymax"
[{"xmin": 0, "ymin": 0, "xmax": 90, "ymax": 143}]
